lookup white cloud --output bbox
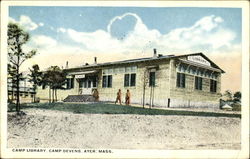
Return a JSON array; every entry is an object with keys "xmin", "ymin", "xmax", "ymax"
[
  {"xmin": 59, "ymin": 13, "xmax": 236, "ymax": 55},
  {"xmin": 9, "ymin": 17, "xmax": 17, "ymax": 23},
  {"xmin": 39, "ymin": 22, "xmax": 44, "ymax": 27},
  {"xmin": 31, "ymin": 35, "xmax": 57, "ymax": 48},
  {"xmin": 22, "ymin": 13, "xmax": 239, "ymax": 70},
  {"xmin": 19, "ymin": 15, "xmax": 39, "ymax": 31},
  {"xmin": 9, "ymin": 15, "xmax": 40, "ymax": 31},
  {"xmin": 57, "ymin": 27, "xmax": 66, "ymax": 33}
]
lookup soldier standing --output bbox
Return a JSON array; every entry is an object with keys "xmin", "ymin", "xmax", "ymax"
[
  {"xmin": 125, "ymin": 89, "xmax": 131, "ymax": 105},
  {"xmin": 115, "ymin": 89, "xmax": 122, "ymax": 105}
]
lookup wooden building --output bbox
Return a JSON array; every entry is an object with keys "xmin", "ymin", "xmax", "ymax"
[{"xmin": 37, "ymin": 50, "xmax": 224, "ymax": 108}]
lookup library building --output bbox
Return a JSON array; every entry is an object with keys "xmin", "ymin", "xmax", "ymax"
[{"xmin": 37, "ymin": 50, "xmax": 224, "ymax": 108}]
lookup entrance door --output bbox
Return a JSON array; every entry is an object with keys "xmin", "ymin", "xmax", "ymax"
[
  {"xmin": 78, "ymin": 76, "xmax": 97, "ymax": 95},
  {"xmin": 82, "ymin": 79, "xmax": 92, "ymax": 94}
]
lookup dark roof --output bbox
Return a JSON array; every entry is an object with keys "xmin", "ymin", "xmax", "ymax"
[{"xmin": 64, "ymin": 52, "xmax": 225, "ymax": 73}]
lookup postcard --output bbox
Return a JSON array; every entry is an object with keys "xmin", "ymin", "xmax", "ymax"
[{"xmin": 0, "ymin": 1, "xmax": 249, "ymax": 158}]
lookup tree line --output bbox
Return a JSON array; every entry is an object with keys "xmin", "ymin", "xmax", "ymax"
[{"xmin": 8, "ymin": 22, "xmax": 67, "ymax": 112}]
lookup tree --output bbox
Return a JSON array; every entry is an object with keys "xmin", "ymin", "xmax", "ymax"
[
  {"xmin": 8, "ymin": 23, "xmax": 36, "ymax": 112},
  {"xmin": 233, "ymin": 91, "xmax": 241, "ymax": 102},
  {"xmin": 28, "ymin": 64, "xmax": 42, "ymax": 102},
  {"xmin": 42, "ymin": 66, "xmax": 66, "ymax": 103},
  {"xmin": 223, "ymin": 90, "xmax": 233, "ymax": 101},
  {"xmin": 8, "ymin": 63, "xmax": 17, "ymax": 102},
  {"xmin": 142, "ymin": 68, "xmax": 150, "ymax": 108}
]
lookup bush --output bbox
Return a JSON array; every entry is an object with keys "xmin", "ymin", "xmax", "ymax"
[
  {"xmin": 232, "ymin": 102, "xmax": 241, "ymax": 111},
  {"xmin": 8, "ymin": 103, "xmax": 15, "ymax": 112},
  {"xmin": 34, "ymin": 97, "xmax": 40, "ymax": 103}
]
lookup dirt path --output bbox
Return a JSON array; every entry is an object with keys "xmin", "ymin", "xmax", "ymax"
[{"xmin": 7, "ymin": 109, "xmax": 241, "ymax": 149}]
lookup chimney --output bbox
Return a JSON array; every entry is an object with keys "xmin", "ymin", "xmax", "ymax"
[
  {"xmin": 153, "ymin": 48, "xmax": 157, "ymax": 58},
  {"xmin": 65, "ymin": 61, "xmax": 69, "ymax": 69},
  {"xmin": 94, "ymin": 57, "xmax": 97, "ymax": 64}
]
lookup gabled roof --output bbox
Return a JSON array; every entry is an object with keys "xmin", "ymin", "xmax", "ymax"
[
  {"xmin": 64, "ymin": 52, "xmax": 225, "ymax": 73},
  {"xmin": 173, "ymin": 52, "xmax": 225, "ymax": 73}
]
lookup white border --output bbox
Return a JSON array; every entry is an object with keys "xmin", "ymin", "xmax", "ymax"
[{"xmin": 1, "ymin": 1, "xmax": 249, "ymax": 158}]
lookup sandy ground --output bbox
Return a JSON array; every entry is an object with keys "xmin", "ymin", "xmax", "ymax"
[{"xmin": 7, "ymin": 108, "xmax": 241, "ymax": 149}]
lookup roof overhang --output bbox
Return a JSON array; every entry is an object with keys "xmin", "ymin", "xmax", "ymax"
[{"xmin": 179, "ymin": 59, "xmax": 223, "ymax": 73}]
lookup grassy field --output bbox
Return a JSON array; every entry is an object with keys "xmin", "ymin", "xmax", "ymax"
[{"xmin": 12, "ymin": 102, "xmax": 242, "ymax": 118}]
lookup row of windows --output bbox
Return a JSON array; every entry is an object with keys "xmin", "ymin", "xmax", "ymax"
[
  {"xmin": 177, "ymin": 73, "xmax": 217, "ymax": 92},
  {"xmin": 103, "ymin": 66, "xmax": 137, "ymax": 75},
  {"xmin": 8, "ymin": 92, "xmax": 34, "ymax": 98},
  {"xmin": 177, "ymin": 65, "xmax": 218, "ymax": 79},
  {"xmin": 102, "ymin": 72, "xmax": 157, "ymax": 88}
]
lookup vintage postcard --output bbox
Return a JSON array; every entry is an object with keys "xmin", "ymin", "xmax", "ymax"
[{"xmin": 0, "ymin": 1, "xmax": 249, "ymax": 158}]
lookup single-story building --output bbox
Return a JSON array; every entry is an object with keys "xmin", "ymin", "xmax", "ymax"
[{"xmin": 36, "ymin": 50, "xmax": 224, "ymax": 108}]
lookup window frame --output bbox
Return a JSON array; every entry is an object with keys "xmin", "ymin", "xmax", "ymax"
[
  {"xmin": 102, "ymin": 75, "xmax": 112, "ymax": 88},
  {"xmin": 195, "ymin": 76, "xmax": 203, "ymax": 90},
  {"xmin": 176, "ymin": 72, "xmax": 185, "ymax": 88},
  {"xmin": 124, "ymin": 73, "xmax": 136, "ymax": 87},
  {"xmin": 210, "ymin": 79, "xmax": 217, "ymax": 93},
  {"xmin": 149, "ymin": 72, "xmax": 156, "ymax": 87}
]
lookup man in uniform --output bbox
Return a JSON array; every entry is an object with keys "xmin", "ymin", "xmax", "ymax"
[
  {"xmin": 125, "ymin": 89, "xmax": 131, "ymax": 105},
  {"xmin": 115, "ymin": 89, "xmax": 122, "ymax": 105}
]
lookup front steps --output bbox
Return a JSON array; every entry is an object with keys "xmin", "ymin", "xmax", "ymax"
[{"xmin": 63, "ymin": 95, "xmax": 95, "ymax": 103}]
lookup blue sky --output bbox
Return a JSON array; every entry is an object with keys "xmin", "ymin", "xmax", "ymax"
[
  {"xmin": 9, "ymin": 6, "xmax": 242, "ymax": 42},
  {"xmin": 9, "ymin": 6, "xmax": 242, "ymax": 91}
]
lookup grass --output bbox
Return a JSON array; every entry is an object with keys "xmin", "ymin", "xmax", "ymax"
[{"xmin": 14, "ymin": 102, "xmax": 242, "ymax": 118}]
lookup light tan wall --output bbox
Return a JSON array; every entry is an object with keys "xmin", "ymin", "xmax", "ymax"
[
  {"xmin": 98, "ymin": 60, "xmax": 171, "ymax": 106},
  {"xmin": 169, "ymin": 60, "xmax": 222, "ymax": 108},
  {"xmin": 36, "ymin": 58, "xmax": 222, "ymax": 108}
]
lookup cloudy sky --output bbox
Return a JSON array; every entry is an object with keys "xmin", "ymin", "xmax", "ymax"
[{"xmin": 9, "ymin": 6, "xmax": 242, "ymax": 92}]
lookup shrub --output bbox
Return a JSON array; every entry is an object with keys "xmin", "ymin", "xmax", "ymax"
[
  {"xmin": 232, "ymin": 102, "xmax": 241, "ymax": 111},
  {"xmin": 8, "ymin": 103, "xmax": 15, "ymax": 112},
  {"xmin": 34, "ymin": 97, "xmax": 40, "ymax": 103}
]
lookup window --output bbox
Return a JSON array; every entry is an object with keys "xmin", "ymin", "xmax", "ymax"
[
  {"xmin": 124, "ymin": 74, "xmax": 129, "ymax": 87},
  {"xmin": 108, "ymin": 75, "xmax": 112, "ymax": 87},
  {"xmin": 79, "ymin": 79, "xmax": 84, "ymax": 88},
  {"xmin": 210, "ymin": 80, "xmax": 217, "ymax": 92},
  {"xmin": 88, "ymin": 80, "xmax": 91, "ymax": 88},
  {"xmin": 92, "ymin": 76, "xmax": 97, "ymax": 87},
  {"xmin": 195, "ymin": 76, "xmax": 202, "ymax": 90},
  {"xmin": 124, "ymin": 73, "xmax": 136, "ymax": 87},
  {"xmin": 102, "ymin": 75, "xmax": 112, "ymax": 88},
  {"xmin": 131, "ymin": 74, "xmax": 136, "ymax": 86},
  {"xmin": 84, "ymin": 79, "xmax": 87, "ymax": 88},
  {"xmin": 83, "ymin": 78, "xmax": 91, "ymax": 88},
  {"xmin": 66, "ymin": 78, "xmax": 74, "ymax": 89},
  {"xmin": 176, "ymin": 73, "xmax": 185, "ymax": 88},
  {"xmin": 149, "ymin": 72, "xmax": 156, "ymax": 87}
]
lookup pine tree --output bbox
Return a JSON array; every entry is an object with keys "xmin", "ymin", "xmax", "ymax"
[{"xmin": 8, "ymin": 23, "xmax": 36, "ymax": 112}]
